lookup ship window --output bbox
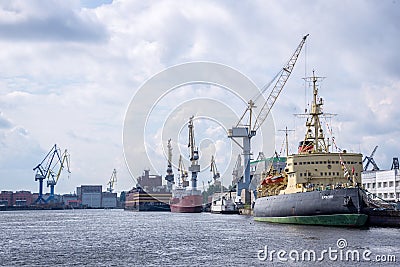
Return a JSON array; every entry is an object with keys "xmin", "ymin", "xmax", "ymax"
[
  {"xmin": 384, "ymin": 193, "xmax": 388, "ymax": 199},
  {"xmin": 372, "ymin": 183, "xmax": 376, "ymax": 188},
  {"xmin": 396, "ymin": 181, "xmax": 400, "ymax": 187},
  {"xmin": 324, "ymin": 161, "xmax": 327, "ymax": 164},
  {"xmin": 294, "ymin": 162, "xmax": 297, "ymax": 165},
  {"xmin": 337, "ymin": 172, "xmax": 340, "ymax": 176},
  {"xmin": 378, "ymin": 182, "xmax": 382, "ymax": 188},
  {"xmin": 328, "ymin": 172, "xmax": 331, "ymax": 175},
  {"xmin": 299, "ymin": 162, "xmax": 302, "ymax": 165},
  {"xmin": 383, "ymin": 182, "xmax": 387, "ymax": 187},
  {"xmin": 300, "ymin": 173, "xmax": 302, "ymax": 177},
  {"xmin": 390, "ymin": 193, "xmax": 394, "ymax": 198},
  {"xmin": 325, "ymin": 172, "xmax": 327, "ymax": 176},
  {"xmin": 320, "ymin": 172, "xmax": 323, "ymax": 176},
  {"xmin": 389, "ymin": 181, "xmax": 394, "ymax": 187},
  {"xmin": 336, "ymin": 161, "xmax": 339, "ymax": 164}
]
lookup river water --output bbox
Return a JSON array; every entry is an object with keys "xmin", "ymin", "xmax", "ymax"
[{"xmin": 0, "ymin": 209, "xmax": 398, "ymax": 266}]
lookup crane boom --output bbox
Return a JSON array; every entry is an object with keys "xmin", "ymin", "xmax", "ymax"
[
  {"xmin": 210, "ymin": 155, "xmax": 220, "ymax": 180},
  {"xmin": 363, "ymin": 145, "xmax": 380, "ymax": 171},
  {"xmin": 253, "ymin": 34, "xmax": 309, "ymax": 131},
  {"xmin": 55, "ymin": 150, "xmax": 70, "ymax": 184},
  {"xmin": 107, "ymin": 169, "xmax": 117, "ymax": 193},
  {"xmin": 178, "ymin": 155, "xmax": 189, "ymax": 187}
]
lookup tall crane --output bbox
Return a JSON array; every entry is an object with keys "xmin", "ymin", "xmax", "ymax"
[
  {"xmin": 46, "ymin": 149, "xmax": 70, "ymax": 203},
  {"xmin": 178, "ymin": 155, "xmax": 189, "ymax": 187},
  {"xmin": 363, "ymin": 146, "xmax": 380, "ymax": 171},
  {"xmin": 210, "ymin": 155, "xmax": 220, "ymax": 180},
  {"xmin": 187, "ymin": 116, "xmax": 200, "ymax": 190},
  {"xmin": 107, "ymin": 169, "xmax": 117, "ymax": 193},
  {"xmin": 232, "ymin": 154, "xmax": 243, "ymax": 186},
  {"xmin": 228, "ymin": 34, "xmax": 308, "ymax": 204},
  {"xmin": 33, "ymin": 144, "xmax": 69, "ymax": 204},
  {"xmin": 165, "ymin": 139, "xmax": 175, "ymax": 191}
]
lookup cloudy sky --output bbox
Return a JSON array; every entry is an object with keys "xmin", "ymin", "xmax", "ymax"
[{"xmin": 0, "ymin": 0, "xmax": 399, "ymax": 195}]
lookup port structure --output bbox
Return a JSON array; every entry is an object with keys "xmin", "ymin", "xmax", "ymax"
[
  {"xmin": 363, "ymin": 145, "xmax": 380, "ymax": 171},
  {"xmin": 177, "ymin": 154, "xmax": 189, "ymax": 187},
  {"xmin": 107, "ymin": 169, "xmax": 117, "ymax": 193},
  {"xmin": 188, "ymin": 116, "xmax": 200, "ymax": 190},
  {"xmin": 392, "ymin": 158, "xmax": 399, "ymax": 170},
  {"xmin": 33, "ymin": 144, "xmax": 70, "ymax": 204},
  {"xmin": 164, "ymin": 139, "xmax": 174, "ymax": 191},
  {"xmin": 210, "ymin": 155, "xmax": 220, "ymax": 181},
  {"xmin": 228, "ymin": 34, "xmax": 308, "ymax": 204}
]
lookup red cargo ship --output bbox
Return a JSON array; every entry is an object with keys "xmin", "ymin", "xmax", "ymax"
[{"xmin": 170, "ymin": 188, "xmax": 202, "ymax": 213}]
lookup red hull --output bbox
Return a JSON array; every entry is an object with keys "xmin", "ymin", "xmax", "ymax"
[{"xmin": 170, "ymin": 194, "xmax": 203, "ymax": 213}]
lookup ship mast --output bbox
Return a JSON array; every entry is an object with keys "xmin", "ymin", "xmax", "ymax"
[{"xmin": 300, "ymin": 71, "xmax": 329, "ymax": 153}]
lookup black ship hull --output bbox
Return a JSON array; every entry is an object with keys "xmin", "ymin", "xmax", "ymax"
[
  {"xmin": 124, "ymin": 202, "xmax": 171, "ymax": 212},
  {"xmin": 125, "ymin": 189, "xmax": 171, "ymax": 212},
  {"xmin": 253, "ymin": 187, "xmax": 368, "ymax": 226}
]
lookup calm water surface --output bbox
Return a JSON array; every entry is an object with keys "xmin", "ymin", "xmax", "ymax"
[{"xmin": 0, "ymin": 209, "xmax": 399, "ymax": 266}]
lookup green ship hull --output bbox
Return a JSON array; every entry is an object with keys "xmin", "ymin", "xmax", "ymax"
[{"xmin": 254, "ymin": 213, "xmax": 368, "ymax": 227}]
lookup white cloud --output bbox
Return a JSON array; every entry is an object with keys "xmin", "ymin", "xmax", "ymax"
[{"xmin": 0, "ymin": 0, "xmax": 399, "ymax": 194}]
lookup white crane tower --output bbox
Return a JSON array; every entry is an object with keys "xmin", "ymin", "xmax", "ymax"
[{"xmin": 228, "ymin": 34, "xmax": 309, "ymax": 204}]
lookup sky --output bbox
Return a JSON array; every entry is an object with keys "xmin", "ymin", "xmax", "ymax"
[{"xmin": 0, "ymin": 0, "xmax": 399, "ymax": 195}]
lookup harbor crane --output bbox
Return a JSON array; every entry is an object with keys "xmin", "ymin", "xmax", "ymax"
[
  {"xmin": 177, "ymin": 155, "xmax": 189, "ymax": 187},
  {"xmin": 107, "ymin": 169, "xmax": 117, "ymax": 193},
  {"xmin": 232, "ymin": 154, "xmax": 243, "ymax": 186},
  {"xmin": 210, "ymin": 155, "xmax": 220, "ymax": 180},
  {"xmin": 165, "ymin": 139, "xmax": 175, "ymax": 191},
  {"xmin": 46, "ymin": 149, "xmax": 70, "ymax": 202},
  {"xmin": 363, "ymin": 146, "xmax": 380, "ymax": 171},
  {"xmin": 228, "ymin": 34, "xmax": 308, "ymax": 204},
  {"xmin": 33, "ymin": 144, "xmax": 70, "ymax": 204},
  {"xmin": 188, "ymin": 116, "xmax": 200, "ymax": 190}
]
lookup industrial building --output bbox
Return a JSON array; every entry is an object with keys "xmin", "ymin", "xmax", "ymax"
[
  {"xmin": 0, "ymin": 191, "xmax": 34, "ymax": 206},
  {"xmin": 62, "ymin": 194, "xmax": 80, "ymax": 207},
  {"xmin": 77, "ymin": 185, "xmax": 102, "ymax": 208},
  {"xmin": 76, "ymin": 185, "xmax": 117, "ymax": 208},
  {"xmin": 362, "ymin": 157, "xmax": 400, "ymax": 202},
  {"xmin": 0, "ymin": 191, "xmax": 13, "ymax": 206},
  {"xmin": 102, "ymin": 192, "xmax": 117, "ymax": 208},
  {"xmin": 362, "ymin": 169, "xmax": 400, "ymax": 202}
]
